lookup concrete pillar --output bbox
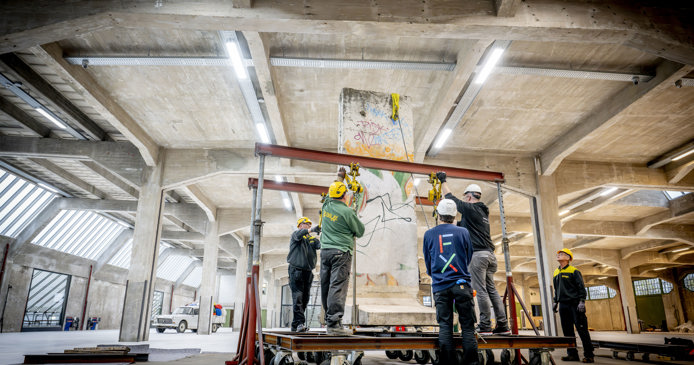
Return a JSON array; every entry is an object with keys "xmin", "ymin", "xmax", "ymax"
[
  {"xmin": 119, "ymin": 165, "xmax": 164, "ymax": 342},
  {"xmin": 232, "ymin": 245, "xmax": 249, "ymax": 330},
  {"xmin": 530, "ymin": 174, "xmax": 563, "ymax": 336},
  {"xmin": 265, "ymin": 270, "xmax": 277, "ymax": 328},
  {"xmin": 198, "ymin": 218, "xmax": 219, "ymax": 335},
  {"xmin": 617, "ymin": 260, "xmax": 639, "ymax": 333}
]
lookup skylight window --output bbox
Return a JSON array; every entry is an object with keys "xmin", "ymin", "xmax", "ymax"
[
  {"xmin": 0, "ymin": 168, "xmax": 56, "ymax": 237},
  {"xmin": 663, "ymin": 191, "xmax": 691, "ymax": 200}
]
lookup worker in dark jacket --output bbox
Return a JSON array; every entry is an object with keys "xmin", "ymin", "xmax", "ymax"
[
  {"xmin": 553, "ymin": 248, "xmax": 594, "ymax": 363},
  {"xmin": 423, "ymin": 199, "xmax": 478, "ymax": 365},
  {"xmin": 320, "ymin": 180, "xmax": 365, "ymax": 335},
  {"xmin": 287, "ymin": 216, "xmax": 321, "ymax": 332},
  {"xmin": 437, "ymin": 171, "xmax": 510, "ymax": 335}
]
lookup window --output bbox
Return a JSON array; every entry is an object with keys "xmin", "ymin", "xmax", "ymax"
[
  {"xmin": 0, "ymin": 168, "xmax": 56, "ymax": 237},
  {"xmin": 684, "ymin": 273, "xmax": 694, "ymax": 292},
  {"xmin": 633, "ymin": 278, "xmax": 673, "ymax": 296},
  {"xmin": 22, "ymin": 269, "xmax": 71, "ymax": 331},
  {"xmin": 663, "ymin": 191, "xmax": 690, "ymax": 200},
  {"xmin": 152, "ymin": 290, "xmax": 164, "ymax": 316},
  {"xmin": 531, "ymin": 304, "xmax": 542, "ymax": 317},
  {"xmin": 585, "ymin": 285, "xmax": 617, "ymax": 300}
]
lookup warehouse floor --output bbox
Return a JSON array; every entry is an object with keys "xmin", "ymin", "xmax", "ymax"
[{"xmin": 1, "ymin": 329, "xmax": 691, "ymax": 364}]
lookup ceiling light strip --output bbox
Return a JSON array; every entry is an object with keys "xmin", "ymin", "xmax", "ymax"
[
  {"xmin": 64, "ymin": 56, "xmax": 254, "ymax": 67},
  {"xmin": 427, "ymin": 40, "xmax": 511, "ymax": 156},
  {"xmin": 270, "ymin": 57, "xmax": 455, "ymax": 71},
  {"xmin": 493, "ymin": 66, "xmax": 654, "ymax": 82}
]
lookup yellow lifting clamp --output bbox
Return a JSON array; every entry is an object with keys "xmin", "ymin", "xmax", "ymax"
[
  {"xmin": 427, "ymin": 172, "xmax": 442, "ymax": 203},
  {"xmin": 344, "ymin": 163, "xmax": 364, "ymax": 194}
]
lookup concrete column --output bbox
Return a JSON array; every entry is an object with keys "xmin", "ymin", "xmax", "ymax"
[
  {"xmin": 232, "ymin": 245, "xmax": 249, "ymax": 330},
  {"xmin": 198, "ymin": 218, "xmax": 219, "ymax": 335},
  {"xmin": 617, "ymin": 260, "xmax": 639, "ymax": 333},
  {"xmin": 264, "ymin": 270, "xmax": 277, "ymax": 328},
  {"xmin": 119, "ymin": 165, "xmax": 164, "ymax": 342},
  {"xmin": 531, "ymin": 174, "xmax": 563, "ymax": 336}
]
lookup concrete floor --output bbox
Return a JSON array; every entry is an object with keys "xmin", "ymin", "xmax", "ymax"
[{"xmin": 1, "ymin": 329, "xmax": 692, "ymax": 365}]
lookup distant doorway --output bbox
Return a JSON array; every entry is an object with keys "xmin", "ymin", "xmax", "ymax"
[{"xmin": 22, "ymin": 269, "xmax": 71, "ymax": 332}]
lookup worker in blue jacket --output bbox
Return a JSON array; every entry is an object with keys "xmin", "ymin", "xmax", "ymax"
[{"xmin": 423, "ymin": 199, "xmax": 478, "ymax": 365}]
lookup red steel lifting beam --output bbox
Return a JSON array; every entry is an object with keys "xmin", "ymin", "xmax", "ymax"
[
  {"xmin": 255, "ymin": 143, "xmax": 505, "ymax": 183},
  {"xmin": 248, "ymin": 178, "xmax": 435, "ymax": 206}
]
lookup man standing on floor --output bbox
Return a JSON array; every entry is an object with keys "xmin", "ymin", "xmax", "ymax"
[
  {"xmin": 287, "ymin": 216, "xmax": 321, "ymax": 332},
  {"xmin": 437, "ymin": 171, "xmax": 510, "ymax": 335},
  {"xmin": 423, "ymin": 199, "xmax": 478, "ymax": 365},
  {"xmin": 554, "ymin": 248, "xmax": 595, "ymax": 363},
  {"xmin": 319, "ymin": 180, "xmax": 365, "ymax": 335}
]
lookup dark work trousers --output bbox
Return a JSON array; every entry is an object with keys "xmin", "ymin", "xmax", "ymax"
[
  {"xmin": 434, "ymin": 283, "xmax": 479, "ymax": 365},
  {"xmin": 288, "ymin": 266, "xmax": 314, "ymax": 330},
  {"xmin": 559, "ymin": 300, "xmax": 594, "ymax": 358},
  {"xmin": 320, "ymin": 248, "xmax": 352, "ymax": 328}
]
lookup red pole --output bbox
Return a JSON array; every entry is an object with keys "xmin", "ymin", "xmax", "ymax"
[
  {"xmin": 80, "ymin": 265, "xmax": 92, "ymax": 330},
  {"xmin": 0, "ymin": 243, "xmax": 9, "ymax": 291}
]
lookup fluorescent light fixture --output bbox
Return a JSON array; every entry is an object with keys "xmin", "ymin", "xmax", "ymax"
[
  {"xmin": 256, "ymin": 123, "xmax": 270, "ymax": 143},
  {"xmin": 283, "ymin": 196, "xmax": 292, "ymax": 210},
  {"xmin": 600, "ymin": 187, "xmax": 618, "ymax": 196},
  {"xmin": 225, "ymin": 41, "xmax": 248, "ymax": 80},
  {"xmin": 672, "ymin": 149, "xmax": 694, "ymax": 161},
  {"xmin": 671, "ymin": 247, "xmax": 691, "ymax": 253},
  {"xmin": 38, "ymin": 182, "xmax": 60, "ymax": 194},
  {"xmin": 35, "ymin": 107, "xmax": 66, "ymax": 129},
  {"xmin": 433, "ymin": 129, "xmax": 452, "ymax": 150},
  {"xmin": 474, "ymin": 48, "xmax": 505, "ymax": 84},
  {"xmin": 597, "ymin": 276, "xmax": 608, "ymax": 280},
  {"xmin": 559, "ymin": 209, "xmax": 571, "ymax": 216},
  {"xmin": 653, "ymin": 267, "xmax": 667, "ymax": 271},
  {"xmin": 414, "ymin": 178, "xmax": 421, "ymax": 186}
]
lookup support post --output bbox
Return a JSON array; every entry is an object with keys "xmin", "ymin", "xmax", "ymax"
[
  {"xmin": 198, "ymin": 218, "xmax": 219, "ymax": 335},
  {"xmin": 498, "ymin": 182, "xmax": 520, "ymax": 364},
  {"xmin": 617, "ymin": 260, "xmax": 639, "ymax": 333},
  {"xmin": 80, "ymin": 264, "xmax": 92, "ymax": 330}
]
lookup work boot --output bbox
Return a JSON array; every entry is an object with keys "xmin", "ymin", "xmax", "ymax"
[
  {"xmin": 290, "ymin": 326, "xmax": 297, "ymax": 332},
  {"xmin": 476, "ymin": 326, "xmax": 493, "ymax": 336},
  {"xmin": 561, "ymin": 355, "xmax": 580, "ymax": 362},
  {"xmin": 326, "ymin": 326, "xmax": 353, "ymax": 336},
  {"xmin": 581, "ymin": 358, "xmax": 594, "ymax": 363},
  {"xmin": 296, "ymin": 324, "xmax": 308, "ymax": 332},
  {"xmin": 492, "ymin": 325, "xmax": 511, "ymax": 335}
]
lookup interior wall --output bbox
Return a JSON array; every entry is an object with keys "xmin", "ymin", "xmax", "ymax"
[
  {"xmin": 677, "ymin": 269, "xmax": 694, "ymax": 323},
  {"xmin": 585, "ymin": 295, "xmax": 625, "ymax": 331}
]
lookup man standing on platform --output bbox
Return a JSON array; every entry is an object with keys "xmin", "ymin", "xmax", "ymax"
[
  {"xmin": 554, "ymin": 248, "xmax": 595, "ymax": 363},
  {"xmin": 437, "ymin": 171, "xmax": 510, "ymax": 335},
  {"xmin": 423, "ymin": 199, "xmax": 478, "ymax": 365},
  {"xmin": 319, "ymin": 180, "xmax": 365, "ymax": 335},
  {"xmin": 287, "ymin": 216, "xmax": 321, "ymax": 332}
]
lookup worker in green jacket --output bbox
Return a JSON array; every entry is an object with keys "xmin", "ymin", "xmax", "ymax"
[{"xmin": 320, "ymin": 180, "xmax": 365, "ymax": 335}]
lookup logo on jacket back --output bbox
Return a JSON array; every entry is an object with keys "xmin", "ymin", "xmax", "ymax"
[{"xmin": 323, "ymin": 211, "xmax": 339, "ymax": 222}]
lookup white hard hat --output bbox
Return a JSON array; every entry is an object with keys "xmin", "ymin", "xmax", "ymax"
[
  {"xmin": 437, "ymin": 199, "xmax": 457, "ymax": 217},
  {"xmin": 465, "ymin": 184, "xmax": 482, "ymax": 194}
]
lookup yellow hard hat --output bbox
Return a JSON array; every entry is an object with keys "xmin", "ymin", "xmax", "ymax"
[
  {"xmin": 328, "ymin": 181, "xmax": 347, "ymax": 198},
  {"xmin": 296, "ymin": 217, "xmax": 312, "ymax": 227},
  {"xmin": 557, "ymin": 248, "xmax": 573, "ymax": 260}
]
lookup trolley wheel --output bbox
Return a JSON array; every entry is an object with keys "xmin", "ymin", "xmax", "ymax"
[
  {"xmin": 529, "ymin": 350, "xmax": 541, "ymax": 365},
  {"xmin": 306, "ymin": 351, "xmax": 315, "ymax": 363},
  {"xmin": 264, "ymin": 349, "xmax": 275, "ymax": 364},
  {"xmin": 430, "ymin": 350, "xmax": 441, "ymax": 365},
  {"xmin": 414, "ymin": 350, "xmax": 430, "ymax": 364},
  {"xmin": 314, "ymin": 352, "xmax": 330, "ymax": 364},
  {"xmin": 385, "ymin": 350, "xmax": 399, "ymax": 359},
  {"xmin": 277, "ymin": 354, "xmax": 295, "ymax": 365},
  {"xmin": 501, "ymin": 349, "xmax": 511, "ymax": 365},
  {"xmin": 485, "ymin": 349, "xmax": 495, "ymax": 365},
  {"xmin": 612, "ymin": 351, "xmax": 619, "ymax": 359},
  {"xmin": 156, "ymin": 328, "xmax": 165, "ymax": 333},
  {"xmin": 297, "ymin": 352, "xmax": 306, "ymax": 361},
  {"xmin": 626, "ymin": 352, "xmax": 635, "ymax": 361},
  {"xmin": 642, "ymin": 353, "xmax": 650, "ymax": 362},
  {"xmin": 398, "ymin": 350, "xmax": 414, "ymax": 361}
]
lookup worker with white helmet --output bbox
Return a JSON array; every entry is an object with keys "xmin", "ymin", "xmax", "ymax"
[
  {"xmin": 436, "ymin": 172, "xmax": 510, "ymax": 336},
  {"xmin": 287, "ymin": 216, "xmax": 321, "ymax": 332},
  {"xmin": 319, "ymin": 180, "xmax": 365, "ymax": 335}
]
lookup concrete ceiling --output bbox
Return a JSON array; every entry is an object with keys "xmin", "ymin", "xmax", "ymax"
[{"xmin": 1, "ymin": 0, "xmax": 694, "ymax": 282}]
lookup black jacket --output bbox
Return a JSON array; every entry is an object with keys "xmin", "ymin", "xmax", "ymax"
[
  {"xmin": 553, "ymin": 265, "xmax": 587, "ymax": 303},
  {"xmin": 445, "ymin": 193, "xmax": 494, "ymax": 252},
  {"xmin": 287, "ymin": 228, "xmax": 321, "ymax": 271}
]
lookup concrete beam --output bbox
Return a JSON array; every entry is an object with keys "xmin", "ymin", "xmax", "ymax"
[
  {"xmin": 160, "ymin": 231, "xmax": 205, "ymax": 242},
  {"xmin": 413, "ymin": 40, "xmax": 491, "ymax": 162},
  {"xmin": 217, "ymin": 208, "xmax": 296, "ymax": 236},
  {"xmin": 540, "ymin": 60, "xmax": 691, "ymax": 175},
  {"xmin": 0, "ymin": 53, "xmax": 106, "ymax": 141},
  {"xmin": 5, "ymin": 2, "xmax": 694, "ymax": 64},
  {"xmin": 30, "ymin": 43, "xmax": 159, "ymax": 166},
  {"xmin": 560, "ymin": 189, "xmax": 637, "ymax": 223},
  {"xmin": 180, "ymin": 184, "xmax": 216, "ymax": 222},
  {"xmin": 0, "ymin": 94, "xmax": 50, "ymax": 137},
  {"xmin": 260, "ymin": 254, "xmax": 287, "ymax": 270},
  {"xmin": 568, "ymin": 236, "xmax": 604, "ymax": 249},
  {"xmin": 613, "ymin": 190, "xmax": 669, "ymax": 208},
  {"xmin": 94, "ymin": 229, "xmax": 133, "ymax": 272},
  {"xmin": 174, "ymin": 261, "xmax": 200, "ymax": 289},
  {"xmin": 232, "ymin": 0, "xmax": 253, "ymax": 8},
  {"xmin": 29, "ymin": 157, "xmax": 108, "ymax": 199},
  {"xmin": 80, "ymin": 160, "xmax": 139, "ymax": 199},
  {"xmin": 633, "ymin": 192, "xmax": 694, "ymax": 234},
  {"xmin": 554, "ymin": 161, "xmax": 694, "ymax": 197},
  {"xmin": 9, "ymin": 198, "xmax": 61, "ymax": 256},
  {"xmin": 621, "ymin": 239, "xmax": 676, "ymax": 260},
  {"xmin": 58, "ymin": 197, "xmax": 137, "ymax": 213},
  {"xmin": 0, "ymin": 136, "xmax": 145, "ymax": 187},
  {"xmin": 163, "ymin": 202, "xmax": 208, "ymax": 234},
  {"xmin": 571, "ymin": 247, "xmax": 621, "ymax": 268},
  {"xmin": 494, "ymin": 0, "xmax": 521, "ymax": 17}
]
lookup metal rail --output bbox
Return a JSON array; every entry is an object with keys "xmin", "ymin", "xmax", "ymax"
[
  {"xmin": 255, "ymin": 143, "xmax": 505, "ymax": 182},
  {"xmin": 259, "ymin": 331, "xmax": 575, "ymax": 352}
]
